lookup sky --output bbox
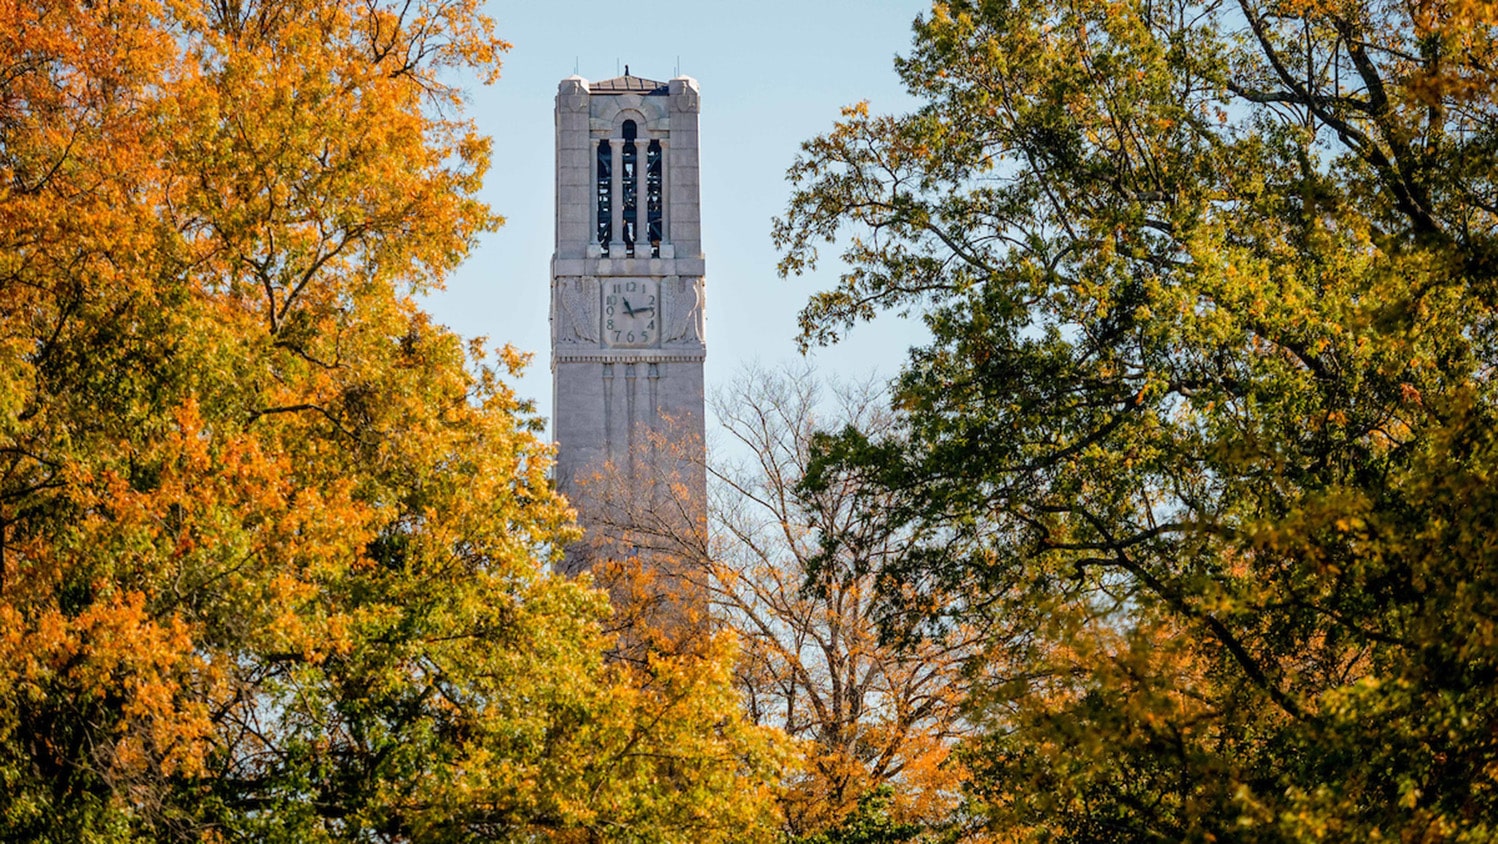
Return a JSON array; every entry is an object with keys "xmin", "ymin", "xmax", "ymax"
[{"xmin": 423, "ymin": 0, "xmax": 935, "ymax": 433}]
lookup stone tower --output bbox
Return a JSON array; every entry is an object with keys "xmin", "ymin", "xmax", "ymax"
[{"xmin": 550, "ymin": 71, "xmax": 706, "ymax": 573}]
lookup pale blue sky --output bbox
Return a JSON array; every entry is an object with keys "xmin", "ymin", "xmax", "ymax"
[{"xmin": 424, "ymin": 0, "xmax": 933, "ymax": 431}]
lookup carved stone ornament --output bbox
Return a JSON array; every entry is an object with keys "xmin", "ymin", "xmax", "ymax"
[
  {"xmin": 557, "ymin": 76, "xmax": 588, "ymax": 110},
  {"xmin": 553, "ymin": 276, "xmax": 599, "ymax": 344},
  {"xmin": 662, "ymin": 275, "xmax": 704, "ymax": 345},
  {"xmin": 670, "ymin": 77, "xmax": 700, "ymax": 113}
]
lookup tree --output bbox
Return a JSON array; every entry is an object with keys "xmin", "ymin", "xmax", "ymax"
[
  {"xmin": 776, "ymin": 0, "xmax": 1498, "ymax": 839},
  {"xmin": 583, "ymin": 366, "xmax": 980, "ymax": 840},
  {"xmin": 0, "ymin": 1, "xmax": 783, "ymax": 839}
]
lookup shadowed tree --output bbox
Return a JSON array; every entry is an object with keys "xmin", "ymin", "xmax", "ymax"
[
  {"xmin": 584, "ymin": 366, "xmax": 984, "ymax": 840},
  {"xmin": 776, "ymin": 0, "xmax": 1498, "ymax": 839}
]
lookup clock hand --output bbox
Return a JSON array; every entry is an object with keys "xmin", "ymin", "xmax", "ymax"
[{"xmin": 621, "ymin": 297, "xmax": 635, "ymax": 316}]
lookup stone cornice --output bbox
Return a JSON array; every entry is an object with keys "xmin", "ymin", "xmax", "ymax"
[
  {"xmin": 552, "ymin": 256, "xmax": 706, "ymax": 278},
  {"xmin": 551, "ymin": 349, "xmax": 706, "ymax": 367}
]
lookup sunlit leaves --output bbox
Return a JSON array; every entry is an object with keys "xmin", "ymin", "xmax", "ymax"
[{"xmin": 0, "ymin": 1, "xmax": 780, "ymax": 839}]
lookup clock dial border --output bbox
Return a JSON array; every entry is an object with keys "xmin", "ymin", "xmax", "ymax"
[{"xmin": 601, "ymin": 277, "xmax": 660, "ymax": 349}]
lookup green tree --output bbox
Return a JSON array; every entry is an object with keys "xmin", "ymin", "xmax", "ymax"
[
  {"xmin": 0, "ymin": 0, "xmax": 783, "ymax": 840},
  {"xmin": 797, "ymin": 786, "xmax": 924, "ymax": 844},
  {"xmin": 777, "ymin": 0, "xmax": 1498, "ymax": 839}
]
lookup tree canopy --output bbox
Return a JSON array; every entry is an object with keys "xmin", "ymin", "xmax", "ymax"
[
  {"xmin": 0, "ymin": 1, "xmax": 782, "ymax": 839},
  {"xmin": 777, "ymin": 0, "xmax": 1498, "ymax": 839}
]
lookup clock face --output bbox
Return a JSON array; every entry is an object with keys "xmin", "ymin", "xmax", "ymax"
[{"xmin": 602, "ymin": 279, "xmax": 658, "ymax": 348}]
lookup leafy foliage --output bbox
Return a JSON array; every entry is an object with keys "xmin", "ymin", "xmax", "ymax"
[
  {"xmin": 0, "ymin": 1, "xmax": 782, "ymax": 839},
  {"xmin": 777, "ymin": 0, "xmax": 1498, "ymax": 839}
]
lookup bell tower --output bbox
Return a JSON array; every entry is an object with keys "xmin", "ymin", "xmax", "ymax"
[{"xmin": 550, "ymin": 71, "xmax": 706, "ymax": 573}]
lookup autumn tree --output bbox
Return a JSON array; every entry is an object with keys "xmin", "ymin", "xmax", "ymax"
[
  {"xmin": 0, "ymin": 1, "xmax": 783, "ymax": 840},
  {"xmin": 777, "ymin": 0, "xmax": 1498, "ymax": 839},
  {"xmin": 585, "ymin": 366, "xmax": 980, "ymax": 841}
]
